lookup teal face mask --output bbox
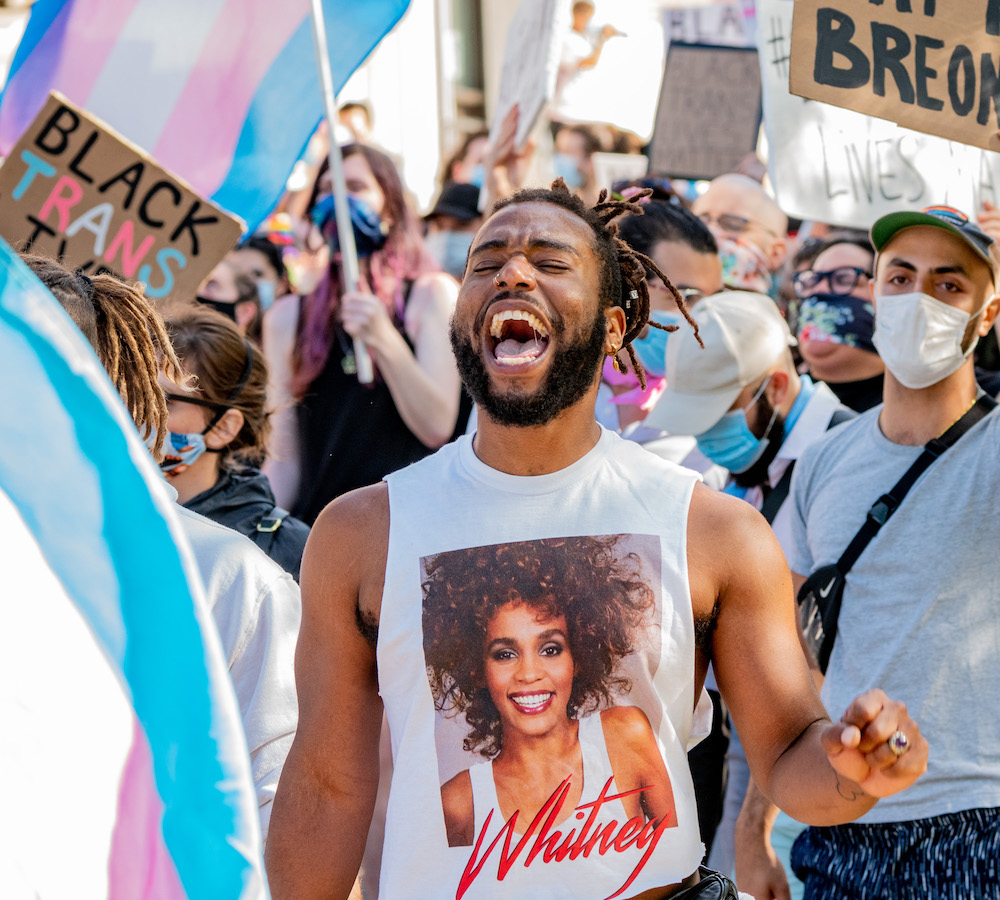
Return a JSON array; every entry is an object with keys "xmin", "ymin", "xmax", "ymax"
[
  {"xmin": 632, "ymin": 310, "xmax": 682, "ymax": 378},
  {"xmin": 553, "ymin": 153, "xmax": 584, "ymax": 189},
  {"xmin": 695, "ymin": 377, "xmax": 777, "ymax": 473},
  {"xmin": 255, "ymin": 279, "xmax": 276, "ymax": 312}
]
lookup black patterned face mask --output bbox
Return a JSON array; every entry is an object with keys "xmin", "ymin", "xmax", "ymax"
[{"xmin": 798, "ymin": 293, "xmax": 876, "ymax": 354}]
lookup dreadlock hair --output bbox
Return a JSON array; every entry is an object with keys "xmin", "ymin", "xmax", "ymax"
[
  {"xmin": 616, "ymin": 199, "xmax": 718, "ymax": 259},
  {"xmin": 21, "ymin": 254, "xmax": 186, "ymax": 459},
  {"xmin": 491, "ymin": 178, "xmax": 702, "ymax": 390}
]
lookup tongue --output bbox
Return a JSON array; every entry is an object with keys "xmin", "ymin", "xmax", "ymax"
[{"xmin": 495, "ymin": 337, "xmax": 544, "ymax": 360}]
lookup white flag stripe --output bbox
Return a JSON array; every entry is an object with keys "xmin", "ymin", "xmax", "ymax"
[{"xmin": 84, "ymin": 0, "xmax": 229, "ymax": 153}]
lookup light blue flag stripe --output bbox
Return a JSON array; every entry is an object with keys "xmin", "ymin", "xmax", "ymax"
[{"xmin": 0, "ymin": 239, "xmax": 264, "ymax": 899}]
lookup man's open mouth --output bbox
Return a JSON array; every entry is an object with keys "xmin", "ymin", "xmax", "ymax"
[{"xmin": 488, "ymin": 309, "xmax": 551, "ymax": 366}]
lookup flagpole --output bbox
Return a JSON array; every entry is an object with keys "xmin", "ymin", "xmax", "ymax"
[{"xmin": 309, "ymin": 0, "xmax": 374, "ymax": 384}]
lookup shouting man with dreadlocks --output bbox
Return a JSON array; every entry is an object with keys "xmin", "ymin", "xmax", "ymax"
[{"xmin": 266, "ymin": 182, "xmax": 928, "ymax": 900}]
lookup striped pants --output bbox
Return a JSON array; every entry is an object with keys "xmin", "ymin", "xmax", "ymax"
[{"xmin": 791, "ymin": 807, "xmax": 1000, "ymax": 899}]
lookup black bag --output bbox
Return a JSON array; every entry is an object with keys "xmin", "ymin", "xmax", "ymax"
[
  {"xmin": 796, "ymin": 395, "xmax": 996, "ymax": 673},
  {"xmin": 798, "ymin": 563, "xmax": 848, "ymax": 674},
  {"xmin": 669, "ymin": 868, "xmax": 740, "ymax": 900}
]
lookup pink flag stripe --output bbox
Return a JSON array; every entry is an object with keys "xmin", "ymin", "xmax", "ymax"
[
  {"xmin": 151, "ymin": 0, "xmax": 308, "ymax": 197},
  {"xmin": 0, "ymin": 0, "xmax": 142, "ymax": 139},
  {"xmin": 108, "ymin": 715, "xmax": 186, "ymax": 900},
  {"xmin": 0, "ymin": 0, "xmax": 119, "ymax": 142},
  {"xmin": 83, "ymin": 0, "xmax": 230, "ymax": 154},
  {"xmin": 53, "ymin": 0, "xmax": 145, "ymax": 109}
]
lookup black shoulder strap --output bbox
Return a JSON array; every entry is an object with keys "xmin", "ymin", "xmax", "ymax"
[
  {"xmin": 254, "ymin": 504, "xmax": 288, "ymax": 556},
  {"xmin": 760, "ymin": 406, "xmax": 856, "ymax": 525},
  {"xmin": 827, "ymin": 407, "xmax": 855, "ymax": 429},
  {"xmin": 836, "ymin": 394, "xmax": 996, "ymax": 574},
  {"xmin": 761, "ymin": 464, "xmax": 793, "ymax": 525}
]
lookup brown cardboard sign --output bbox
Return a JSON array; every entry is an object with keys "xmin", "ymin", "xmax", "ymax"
[
  {"xmin": 0, "ymin": 92, "xmax": 243, "ymax": 301},
  {"xmin": 649, "ymin": 43, "xmax": 762, "ymax": 181},
  {"xmin": 791, "ymin": 0, "xmax": 1000, "ymax": 153}
]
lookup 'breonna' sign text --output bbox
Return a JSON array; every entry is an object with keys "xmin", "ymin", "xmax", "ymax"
[{"xmin": 790, "ymin": 1, "xmax": 1000, "ymax": 152}]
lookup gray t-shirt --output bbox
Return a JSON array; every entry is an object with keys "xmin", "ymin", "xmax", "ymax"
[{"xmin": 788, "ymin": 404, "xmax": 1000, "ymax": 824}]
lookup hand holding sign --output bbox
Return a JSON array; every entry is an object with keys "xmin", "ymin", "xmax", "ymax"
[{"xmin": 483, "ymin": 105, "xmax": 536, "ymax": 209}]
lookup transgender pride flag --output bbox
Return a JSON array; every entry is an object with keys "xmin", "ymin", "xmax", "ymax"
[
  {"xmin": 0, "ymin": 238, "xmax": 266, "ymax": 898},
  {"xmin": 0, "ymin": 0, "xmax": 410, "ymax": 232}
]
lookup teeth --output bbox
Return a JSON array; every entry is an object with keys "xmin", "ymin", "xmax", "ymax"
[
  {"xmin": 512, "ymin": 692, "xmax": 552, "ymax": 708},
  {"xmin": 489, "ymin": 309, "xmax": 550, "ymax": 339}
]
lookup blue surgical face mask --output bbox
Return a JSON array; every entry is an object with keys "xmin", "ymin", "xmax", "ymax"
[
  {"xmin": 159, "ymin": 429, "xmax": 210, "ymax": 476},
  {"xmin": 554, "ymin": 152, "xmax": 585, "ymax": 189},
  {"xmin": 311, "ymin": 193, "xmax": 388, "ymax": 257},
  {"xmin": 152, "ymin": 402, "xmax": 229, "ymax": 476},
  {"xmin": 255, "ymin": 279, "xmax": 276, "ymax": 313},
  {"xmin": 424, "ymin": 230, "xmax": 474, "ymax": 280},
  {"xmin": 695, "ymin": 377, "xmax": 777, "ymax": 473},
  {"xmin": 466, "ymin": 163, "xmax": 485, "ymax": 189},
  {"xmin": 632, "ymin": 310, "xmax": 682, "ymax": 377}
]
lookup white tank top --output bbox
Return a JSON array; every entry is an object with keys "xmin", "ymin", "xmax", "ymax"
[
  {"xmin": 468, "ymin": 712, "xmax": 630, "ymax": 840},
  {"xmin": 378, "ymin": 428, "xmax": 707, "ymax": 899}
]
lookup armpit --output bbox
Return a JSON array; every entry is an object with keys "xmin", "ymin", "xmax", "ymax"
[
  {"xmin": 355, "ymin": 603, "xmax": 379, "ymax": 649},
  {"xmin": 693, "ymin": 598, "xmax": 720, "ymax": 654}
]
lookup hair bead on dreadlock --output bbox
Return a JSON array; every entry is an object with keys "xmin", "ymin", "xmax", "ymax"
[
  {"xmin": 75, "ymin": 270, "xmax": 96, "ymax": 299},
  {"xmin": 492, "ymin": 179, "xmax": 703, "ymax": 392}
]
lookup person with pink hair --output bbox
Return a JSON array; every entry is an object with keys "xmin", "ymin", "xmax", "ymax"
[{"xmin": 264, "ymin": 143, "xmax": 464, "ymax": 523}]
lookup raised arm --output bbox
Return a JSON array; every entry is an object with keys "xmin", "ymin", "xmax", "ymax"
[
  {"xmin": 340, "ymin": 272, "xmax": 461, "ymax": 448},
  {"xmin": 265, "ymin": 485, "xmax": 388, "ymax": 898},
  {"xmin": 687, "ymin": 486, "xmax": 927, "ymax": 828}
]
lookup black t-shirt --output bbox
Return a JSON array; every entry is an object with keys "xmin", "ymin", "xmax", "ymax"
[
  {"xmin": 826, "ymin": 373, "xmax": 884, "ymax": 413},
  {"xmin": 292, "ymin": 291, "xmax": 472, "ymax": 524}
]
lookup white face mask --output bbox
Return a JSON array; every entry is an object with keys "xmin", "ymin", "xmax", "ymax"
[{"xmin": 872, "ymin": 291, "xmax": 988, "ymax": 389}]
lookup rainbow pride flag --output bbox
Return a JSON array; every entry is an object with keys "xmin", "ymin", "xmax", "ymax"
[
  {"xmin": 0, "ymin": 0, "xmax": 410, "ymax": 233},
  {"xmin": 0, "ymin": 238, "xmax": 266, "ymax": 897}
]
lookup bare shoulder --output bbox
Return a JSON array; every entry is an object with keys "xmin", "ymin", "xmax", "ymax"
[
  {"xmin": 685, "ymin": 484, "xmax": 823, "ymax": 778},
  {"xmin": 406, "ymin": 272, "xmax": 459, "ymax": 327},
  {"xmin": 262, "ymin": 292, "xmax": 299, "ymax": 342},
  {"xmin": 414, "ymin": 270, "xmax": 460, "ymax": 301},
  {"xmin": 303, "ymin": 482, "xmax": 390, "ymax": 630},
  {"xmin": 686, "ymin": 481, "xmax": 787, "ymax": 621},
  {"xmin": 600, "ymin": 704, "xmax": 654, "ymax": 746},
  {"xmin": 440, "ymin": 768, "xmax": 474, "ymax": 846}
]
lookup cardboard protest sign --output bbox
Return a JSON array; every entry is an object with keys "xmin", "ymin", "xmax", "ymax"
[
  {"xmin": 649, "ymin": 43, "xmax": 761, "ymax": 181},
  {"xmin": 759, "ymin": 0, "xmax": 1000, "ymax": 229},
  {"xmin": 790, "ymin": 0, "xmax": 1000, "ymax": 153},
  {"xmin": 490, "ymin": 0, "xmax": 566, "ymax": 148},
  {"xmin": 0, "ymin": 93, "xmax": 243, "ymax": 300}
]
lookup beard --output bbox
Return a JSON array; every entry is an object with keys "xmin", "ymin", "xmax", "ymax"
[{"xmin": 450, "ymin": 305, "xmax": 607, "ymax": 427}]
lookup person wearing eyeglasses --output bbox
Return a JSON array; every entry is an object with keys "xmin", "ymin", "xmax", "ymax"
[
  {"xmin": 737, "ymin": 204, "xmax": 1000, "ymax": 900},
  {"xmin": 692, "ymin": 173, "xmax": 788, "ymax": 297},
  {"xmin": 793, "ymin": 235, "xmax": 885, "ymax": 413}
]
